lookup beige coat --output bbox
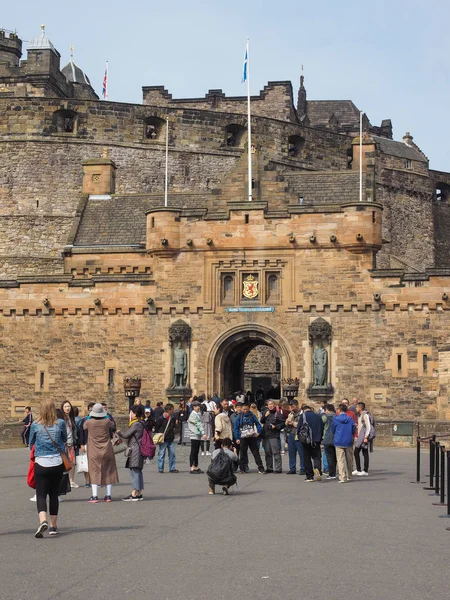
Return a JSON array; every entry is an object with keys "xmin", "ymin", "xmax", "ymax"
[
  {"xmin": 214, "ymin": 412, "xmax": 232, "ymax": 440},
  {"xmin": 84, "ymin": 418, "xmax": 119, "ymax": 485}
]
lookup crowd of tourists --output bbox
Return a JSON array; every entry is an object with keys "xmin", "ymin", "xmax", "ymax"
[{"xmin": 26, "ymin": 393, "xmax": 375, "ymax": 538}]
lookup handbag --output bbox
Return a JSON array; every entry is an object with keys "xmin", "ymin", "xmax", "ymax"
[
  {"xmin": 43, "ymin": 424, "xmax": 72, "ymax": 472},
  {"xmin": 240, "ymin": 424, "xmax": 258, "ymax": 438},
  {"xmin": 76, "ymin": 453, "xmax": 89, "ymax": 473},
  {"xmin": 27, "ymin": 445, "xmax": 36, "ymax": 489},
  {"xmin": 111, "ymin": 432, "xmax": 127, "ymax": 455},
  {"xmin": 153, "ymin": 418, "xmax": 171, "ymax": 445}
]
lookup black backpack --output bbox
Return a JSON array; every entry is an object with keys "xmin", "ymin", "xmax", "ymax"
[
  {"xmin": 207, "ymin": 449, "xmax": 233, "ymax": 484},
  {"xmin": 298, "ymin": 413, "xmax": 313, "ymax": 445}
]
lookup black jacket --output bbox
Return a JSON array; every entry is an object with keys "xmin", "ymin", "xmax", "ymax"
[
  {"xmin": 260, "ymin": 409, "xmax": 284, "ymax": 439},
  {"xmin": 155, "ymin": 414, "xmax": 176, "ymax": 443}
]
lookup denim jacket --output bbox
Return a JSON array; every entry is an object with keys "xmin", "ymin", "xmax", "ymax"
[{"xmin": 29, "ymin": 419, "xmax": 67, "ymax": 457}]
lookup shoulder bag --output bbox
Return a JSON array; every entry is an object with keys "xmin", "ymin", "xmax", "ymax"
[
  {"xmin": 43, "ymin": 424, "xmax": 72, "ymax": 471},
  {"xmin": 153, "ymin": 418, "xmax": 171, "ymax": 445}
]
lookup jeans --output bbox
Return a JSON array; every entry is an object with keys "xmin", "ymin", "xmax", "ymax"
[
  {"xmin": 130, "ymin": 467, "xmax": 144, "ymax": 491},
  {"xmin": 280, "ymin": 430, "xmax": 286, "ymax": 451},
  {"xmin": 301, "ymin": 442, "xmax": 322, "ymax": 480},
  {"xmin": 287, "ymin": 433, "xmax": 305, "ymax": 472},
  {"xmin": 34, "ymin": 463, "xmax": 64, "ymax": 515},
  {"xmin": 264, "ymin": 437, "xmax": 282, "ymax": 472},
  {"xmin": 190, "ymin": 439, "xmax": 201, "ymax": 467},
  {"xmin": 238, "ymin": 437, "xmax": 264, "ymax": 471},
  {"xmin": 158, "ymin": 441, "xmax": 176, "ymax": 472},
  {"xmin": 336, "ymin": 447, "xmax": 353, "ymax": 481},
  {"xmin": 322, "ymin": 449, "xmax": 329, "ymax": 471},
  {"xmin": 324, "ymin": 444, "xmax": 337, "ymax": 477},
  {"xmin": 354, "ymin": 446, "xmax": 369, "ymax": 472}
]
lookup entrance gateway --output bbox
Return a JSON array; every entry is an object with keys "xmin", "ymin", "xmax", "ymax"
[{"xmin": 207, "ymin": 324, "xmax": 294, "ymax": 400}]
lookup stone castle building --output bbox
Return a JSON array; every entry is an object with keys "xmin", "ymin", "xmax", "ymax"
[{"xmin": 1, "ymin": 26, "xmax": 450, "ymax": 422}]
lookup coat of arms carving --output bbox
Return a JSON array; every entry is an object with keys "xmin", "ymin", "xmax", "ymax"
[{"xmin": 243, "ymin": 274, "xmax": 259, "ymax": 299}]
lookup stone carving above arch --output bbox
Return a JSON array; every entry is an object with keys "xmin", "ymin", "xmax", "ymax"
[
  {"xmin": 168, "ymin": 319, "xmax": 192, "ymax": 347},
  {"xmin": 308, "ymin": 317, "xmax": 332, "ymax": 346}
]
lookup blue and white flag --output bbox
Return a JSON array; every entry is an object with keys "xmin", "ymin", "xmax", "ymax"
[{"xmin": 242, "ymin": 46, "xmax": 248, "ymax": 83}]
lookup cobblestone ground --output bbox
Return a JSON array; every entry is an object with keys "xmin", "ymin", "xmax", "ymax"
[{"xmin": 0, "ymin": 446, "xmax": 448, "ymax": 600}]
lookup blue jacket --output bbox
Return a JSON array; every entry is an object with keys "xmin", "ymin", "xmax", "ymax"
[
  {"xmin": 29, "ymin": 419, "xmax": 67, "ymax": 457},
  {"xmin": 234, "ymin": 412, "xmax": 262, "ymax": 441},
  {"xmin": 331, "ymin": 413, "xmax": 356, "ymax": 447},
  {"xmin": 297, "ymin": 410, "xmax": 324, "ymax": 443}
]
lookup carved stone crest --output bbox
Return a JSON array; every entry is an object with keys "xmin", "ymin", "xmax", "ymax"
[
  {"xmin": 308, "ymin": 318, "xmax": 332, "ymax": 346},
  {"xmin": 168, "ymin": 319, "xmax": 192, "ymax": 347},
  {"xmin": 243, "ymin": 274, "xmax": 259, "ymax": 299}
]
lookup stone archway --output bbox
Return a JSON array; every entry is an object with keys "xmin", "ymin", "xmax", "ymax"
[{"xmin": 207, "ymin": 324, "xmax": 294, "ymax": 398}]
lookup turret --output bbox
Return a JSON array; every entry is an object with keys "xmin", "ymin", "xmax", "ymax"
[
  {"xmin": 26, "ymin": 25, "xmax": 60, "ymax": 75},
  {"xmin": 0, "ymin": 29, "xmax": 22, "ymax": 66}
]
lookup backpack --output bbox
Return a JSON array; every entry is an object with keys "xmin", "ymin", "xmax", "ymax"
[
  {"xmin": 207, "ymin": 449, "xmax": 233, "ymax": 484},
  {"xmin": 298, "ymin": 413, "xmax": 313, "ymax": 445},
  {"xmin": 366, "ymin": 412, "xmax": 376, "ymax": 441},
  {"xmin": 140, "ymin": 428, "xmax": 156, "ymax": 459}
]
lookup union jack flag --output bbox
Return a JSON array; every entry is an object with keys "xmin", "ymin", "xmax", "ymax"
[{"xmin": 102, "ymin": 62, "xmax": 108, "ymax": 100}]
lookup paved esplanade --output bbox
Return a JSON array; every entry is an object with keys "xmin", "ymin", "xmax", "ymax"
[{"xmin": 0, "ymin": 447, "xmax": 448, "ymax": 600}]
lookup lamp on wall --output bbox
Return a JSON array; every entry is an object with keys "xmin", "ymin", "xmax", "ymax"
[
  {"xmin": 309, "ymin": 235, "xmax": 316, "ymax": 243},
  {"xmin": 442, "ymin": 293, "xmax": 448, "ymax": 301},
  {"xmin": 356, "ymin": 233, "xmax": 363, "ymax": 241}
]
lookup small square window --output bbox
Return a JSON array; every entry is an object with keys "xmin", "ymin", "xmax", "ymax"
[{"xmin": 404, "ymin": 159, "xmax": 412, "ymax": 169}]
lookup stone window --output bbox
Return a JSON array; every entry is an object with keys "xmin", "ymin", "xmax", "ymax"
[
  {"xmin": 144, "ymin": 116, "xmax": 165, "ymax": 140},
  {"xmin": 288, "ymin": 135, "xmax": 305, "ymax": 158},
  {"xmin": 266, "ymin": 272, "xmax": 280, "ymax": 304},
  {"xmin": 225, "ymin": 124, "xmax": 246, "ymax": 147},
  {"xmin": 435, "ymin": 183, "xmax": 450, "ymax": 203},
  {"xmin": 221, "ymin": 273, "xmax": 235, "ymax": 304},
  {"xmin": 347, "ymin": 148, "xmax": 353, "ymax": 169},
  {"xmin": 108, "ymin": 368, "xmax": 115, "ymax": 387},
  {"xmin": 53, "ymin": 109, "xmax": 77, "ymax": 134},
  {"xmin": 404, "ymin": 159, "xmax": 412, "ymax": 169}
]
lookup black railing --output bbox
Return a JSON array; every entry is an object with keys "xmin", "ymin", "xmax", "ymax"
[{"xmin": 413, "ymin": 434, "xmax": 450, "ymax": 529}]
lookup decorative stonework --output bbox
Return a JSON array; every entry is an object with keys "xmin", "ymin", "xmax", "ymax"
[
  {"xmin": 308, "ymin": 317, "xmax": 332, "ymax": 345},
  {"xmin": 168, "ymin": 319, "xmax": 192, "ymax": 347}
]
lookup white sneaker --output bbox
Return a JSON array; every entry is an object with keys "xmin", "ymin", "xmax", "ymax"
[
  {"xmin": 358, "ymin": 471, "xmax": 369, "ymax": 476},
  {"xmin": 201, "ymin": 452, "xmax": 205, "ymax": 456},
  {"xmin": 352, "ymin": 470, "xmax": 361, "ymax": 476},
  {"xmin": 30, "ymin": 494, "xmax": 37, "ymax": 502}
]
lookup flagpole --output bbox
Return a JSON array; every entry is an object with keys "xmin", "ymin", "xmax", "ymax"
[
  {"xmin": 105, "ymin": 61, "xmax": 108, "ymax": 100},
  {"xmin": 164, "ymin": 118, "xmax": 169, "ymax": 208},
  {"xmin": 246, "ymin": 39, "xmax": 252, "ymax": 202},
  {"xmin": 359, "ymin": 110, "xmax": 363, "ymax": 202}
]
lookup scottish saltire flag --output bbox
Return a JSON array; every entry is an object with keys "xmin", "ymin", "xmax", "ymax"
[
  {"xmin": 242, "ymin": 46, "xmax": 248, "ymax": 83},
  {"xmin": 102, "ymin": 62, "xmax": 108, "ymax": 99}
]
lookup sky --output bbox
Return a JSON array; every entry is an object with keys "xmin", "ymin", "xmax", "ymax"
[{"xmin": 3, "ymin": 0, "xmax": 449, "ymax": 171}]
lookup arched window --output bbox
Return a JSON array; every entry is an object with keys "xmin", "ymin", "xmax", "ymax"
[
  {"xmin": 288, "ymin": 135, "xmax": 305, "ymax": 158},
  {"xmin": 144, "ymin": 116, "xmax": 166, "ymax": 140},
  {"xmin": 435, "ymin": 183, "xmax": 450, "ymax": 203},
  {"xmin": 53, "ymin": 109, "xmax": 77, "ymax": 134},
  {"xmin": 225, "ymin": 124, "xmax": 247, "ymax": 147}
]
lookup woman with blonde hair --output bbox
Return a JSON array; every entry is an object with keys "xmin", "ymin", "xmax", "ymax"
[
  {"xmin": 249, "ymin": 403, "xmax": 261, "ymax": 420},
  {"xmin": 29, "ymin": 401, "xmax": 67, "ymax": 538}
]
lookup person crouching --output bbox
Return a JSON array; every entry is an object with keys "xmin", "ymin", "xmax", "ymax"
[{"xmin": 207, "ymin": 438, "xmax": 238, "ymax": 495}]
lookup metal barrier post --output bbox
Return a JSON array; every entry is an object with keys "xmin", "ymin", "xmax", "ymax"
[
  {"xmin": 430, "ymin": 442, "xmax": 440, "ymax": 496},
  {"xmin": 433, "ymin": 445, "xmax": 446, "ymax": 506},
  {"xmin": 423, "ymin": 435, "xmax": 436, "ymax": 490},
  {"xmin": 411, "ymin": 437, "xmax": 424, "ymax": 483},
  {"xmin": 439, "ymin": 450, "xmax": 450, "ymax": 525}
]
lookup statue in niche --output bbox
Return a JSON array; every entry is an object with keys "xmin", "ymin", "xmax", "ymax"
[
  {"xmin": 312, "ymin": 341, "xmax": 328, "ymax": 387},
  {"xmin": 172, "ymin": 342, "xmax": 187, "ymax": 388}
]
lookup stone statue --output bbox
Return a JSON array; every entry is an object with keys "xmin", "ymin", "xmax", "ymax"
[
  {"xmin": 313, "ymin": 341, "xmax": 328, "ymax": 387},
  {"xmin": 172, "ymin": 342, "xmax": 187, "ymax": 387}
]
